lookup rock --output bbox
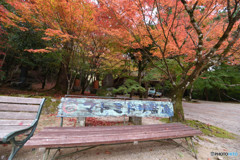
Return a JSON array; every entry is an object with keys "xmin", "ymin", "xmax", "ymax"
[
  {"xmin": 38, "ymin": 147, "xmax": 46, "ymax": 153},
  {"xmin": 133, "ymin": 141, "xmax": 138, "ymax": 145},
  {"xmin": 217, "ymin": 156, "xmax": 223, "ymax": 160},
  {"xmin": 76, "ymin": 117, "xmax": 86, "ymax": 127}
]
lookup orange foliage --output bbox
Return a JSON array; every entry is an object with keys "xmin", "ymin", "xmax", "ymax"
[
  {"xmin": 1, "ymin": 0, "xmax": 97, "ymax": 52},
  {"xmin": 98, "ymin": 0, "xmax": 239, "ymax": 65},
  {"xmin": 0, "ymin": 0, "xmax": 239, "ymax": 70}
]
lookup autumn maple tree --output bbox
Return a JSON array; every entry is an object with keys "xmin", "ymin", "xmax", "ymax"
[
  {"xmin": 99, "ymin": 0, "xmax": 240, "ymax": 121},
  {"xmin": 0, "ymin": 0, "xmax": 98, "ymax": 92},
  {"xmin": 1, "ymin": 0, "xmax": 239, "ymax": 121}
]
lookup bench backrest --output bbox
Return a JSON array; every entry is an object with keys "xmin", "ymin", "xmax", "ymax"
[
  {"xmin": 57, "ymin": 96, "xmax": 174, "ymax": 118},
  {"xmin": 0, "ymin": 96, "xmax": 45, "ymax": 141}
]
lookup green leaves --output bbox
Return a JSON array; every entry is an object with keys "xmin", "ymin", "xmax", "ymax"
[
  {"xmin": 192, "ymin": 64, "xmax": 240, "ymax": 101},
  {"xmin": 113, "ymin": 79, "xmax": 146, "ymax": 95},
  {"xmin": 194, "ymin": 64, "xmax": 240, "ymax": 90}
]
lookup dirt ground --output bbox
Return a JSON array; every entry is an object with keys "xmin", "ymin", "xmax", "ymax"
[
  {"xmin": 183, "ymin": 100, "xmax": 240, "ymax": 135},
  {"xmin": 0, "ymin": 115, "xmax": 239, "ymax": 160}
]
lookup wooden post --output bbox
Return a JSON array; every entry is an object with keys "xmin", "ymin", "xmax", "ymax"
[{"xmin": 77, "ymin": 117, "xmax": 86, "ymax": 127}]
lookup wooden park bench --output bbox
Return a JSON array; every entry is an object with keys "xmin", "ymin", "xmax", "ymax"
[
  {"xmin": 0, "ymin": 96, "xmax": 46, "ymax": 160},
  {"xmin": 25, "ymin": 96, "xmax": 202, "ymax": 159}
]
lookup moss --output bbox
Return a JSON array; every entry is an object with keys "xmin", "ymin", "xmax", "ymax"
[
  {"xmin": 197, "ymin": 136, "xmax": 214, "ymax": 143},
  {"xmin": 160, "ymin": 118, "xmax": 236, "ymax": 139},
  {"xmin": 184, "ymin": 120, "xmax": 236, "ymax": 139},
  {"xmin": 178, "ymin": 152, "xmax": 184, "ymax": 158},
  {"xmin": 160, "ymin": 118, "xmax": 170, "ymax": 123},
  {"xmin": 42, "ymin": 97, "xmax": 60, "ymax": 114}
]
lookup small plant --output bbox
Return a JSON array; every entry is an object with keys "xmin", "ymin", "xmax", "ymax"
[
  {"xmin": 42, "ymin": 97, "xmax": 60, "ymax": 114},
  {"xmin": 96, "ymin": 87, "xmax": 114, "ymax": 96},
  {"xmin": 113, "ymin": 79, "xmax": 145, "ymax": 96}
]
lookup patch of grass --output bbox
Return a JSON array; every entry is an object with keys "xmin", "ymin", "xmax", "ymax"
[
  {"xmin": 184, "ymin": 120, "xmax": 236, "ymax": 139},
  {"xmin": 159, "ymin": 118, "xmax": 236, "ymax": 139},
  {"xmin": 160, "ymin": 118, "xmax": 170, "ymax": 123},
  {"xmin": 42, "ymin": 97, "xmax": 60, "ymax": 114},
  {"xmin": 178, "ymin": 152, "xmax": 184, "ymax": 158},
  {"xmin": 197, "ymin": 136, "xmax": 214, "ymax": 143}
]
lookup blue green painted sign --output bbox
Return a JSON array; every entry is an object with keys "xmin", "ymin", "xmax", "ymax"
[{"xmin": 57, "ymin": 98, "xmax": 174, "ymax": 118}]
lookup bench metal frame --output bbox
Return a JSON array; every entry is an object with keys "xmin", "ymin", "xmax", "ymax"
[{"xmin": 1, "ymin": 98, "xmax": 46, "ymax": 160}]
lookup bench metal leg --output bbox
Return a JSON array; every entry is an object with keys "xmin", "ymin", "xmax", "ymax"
[
  {"xmin": 43, "ymin": 148, "xmax": 50, "ymax": 160},
  {"xmin": 185, "ymin": 137, "xmax": 198, "ymax": 159},
  {"xmin": 190, "ymin": 137, "xmax": 198, "ymax": 159},
  {"xmin": 8, "ymin": 140, "xmax": 20, "ymax": 160},
  {"xmin": 51, "ymin": 148, "xmax": 61, "ymax": 160},
  {"xmin": 156, "ymin": 138, "xmax": 198, "ymax": 159},
  {"xmin": 60, "ymin": 117, "xmax": 63, "ymax": 127},
  {"xmin": 55, "ymin": 146, "xmax": 96, "ymax": 159},
  {"xmin": 8, "ymin": 138, "xmax": 25, "ymax": 160},
  {"xmin": 42, "ymin": 146, "xmax": 97, "ymax": 160}
]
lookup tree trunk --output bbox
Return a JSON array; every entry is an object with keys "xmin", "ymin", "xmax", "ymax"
[
  {"xmin": 189, "ymin": 84, "xmax": 193, "ymax": 101},
  {"xmin": 54, "ymin": 40, "xmax": 73, "ymax": 93},
  {"xmin": 204, "ymin": 88, "xmax": 208, "ymax": 101},
  {"xmin": 130, "ymin": 91, "xmax": 133, "ymax": 98},
  {"xmin": 218, "ymin": 89, "xmax": 222, "ymax": 102},
  {"xmin": 41, "ymin": 73, "xmax": 47, "ymax": 89},
  {"xmin": 129, "ymin": 67, "xmax": 143, "ymax": 124},
  {"xmin": 54, "ymin": 63, "xmax": 68, "ymax": 93},
  {"xmin": 81, "ymin": 88, "xmax": 85, "ymax": 94},
  {"xmin": 172, "ymin": 89, "xmax": 185, "ymax": 122},
  {"xmin": 144, "ymin": 82, "xmax": 148, "ymax": 98},
  {"xmin": 67, "ymin": 79, "xmax": 71, "ymax": 95},
  {"xmin": 137, "ymin": 61, "xmax": 143, "ymax": 98},
  {"xmin": 20, "ymin": 66, "xmax": 28, "ymax": 83}
]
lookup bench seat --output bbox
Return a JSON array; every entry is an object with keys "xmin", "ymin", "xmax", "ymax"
[{"xmin": 25, "ymin": 123, "xmax": 202, "ymax": 148}]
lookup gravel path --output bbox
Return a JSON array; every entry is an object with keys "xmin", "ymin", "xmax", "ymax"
[{"xmin": 183, "ymin": 100, "xmax": 240, "ymax": 135}]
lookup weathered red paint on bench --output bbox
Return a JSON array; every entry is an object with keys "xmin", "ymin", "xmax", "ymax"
[{"xmin": 25, "ymin": 123, "xmax": 202, "ymax": 148}]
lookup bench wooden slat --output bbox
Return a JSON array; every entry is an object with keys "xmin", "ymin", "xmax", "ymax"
[
  {"xmin": 0, "ymin": 125, "xmax": 31, "ymax": 140},
  {"xmin": 0, "ymin": 125, "xmax": 31, "ymax": 131},
  {"xmin": 0, "ymin": 96, "xmax": 42, "ymax": 104},
  {"xmin": 0, "ymin": 104, "xmax": 39, "ymax": 112},
  {"xmin": 35, "ymin": 124, "xmax": 191, "ymax": 136},
  {"xmin": 52, "ymin": 124, "xmax": 178, "ymax": 130},
  {"xmin": 0, "ymin": 120, "xmax": 34, "ymax": 126},
  {"xmin": 0, "ymin": 112, "xmax": 36, "ymax": 120},
  {"xmin": 44, "ymin": 123, "xmax": 186, "ymax": 131},
  {"xmin": 31, "ymin": 127, "xmax": 197, "ymax": 139},
  {"xmin": 25, "ymin": 129, "xmax": 201, "ymax": 148}
]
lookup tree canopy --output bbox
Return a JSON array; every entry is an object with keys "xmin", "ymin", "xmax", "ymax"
[{"xmin": 0, "ymin": 0, "xmax": 239, "ymax": 121}]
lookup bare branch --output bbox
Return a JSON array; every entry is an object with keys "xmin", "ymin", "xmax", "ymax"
[
  {"xmin": 181, "ymin": 0, "xmax": 203, "ymax": 58},
  {"xmin": 219, "ymin": 24, "xmax": 240, "ymax": 61},
  {"xmin": 227, "ymin": 0, "xmax": 232, "ymax": 20},
  {"xmin": 192, "ymin": 1, "xmax": 198, "ymax": 11}
]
